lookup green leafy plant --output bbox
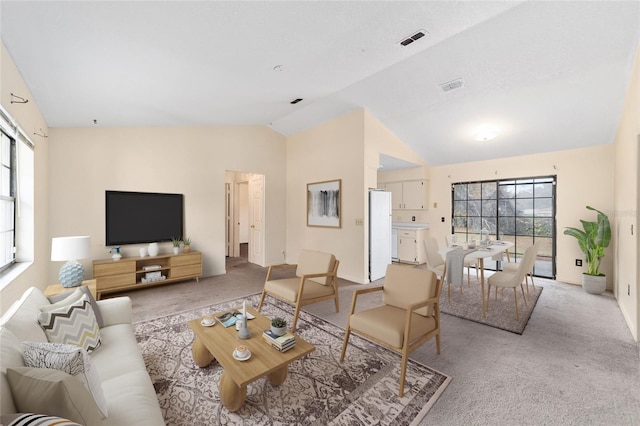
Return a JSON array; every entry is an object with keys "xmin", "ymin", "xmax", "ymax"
[
  {"xmin": 182, "ymin": 236, "xmax": 191, "ymax": 246},
  {"xmin": 171, "ymin": 237, "xmax": 181, "ymax": 247},
  {"xmin": 563, "ymin": 206, "xmax": 611, "ymax": 276},
  {"xmin": 271, "ymin": 317, "xmax": 287, "ymax": 328}
]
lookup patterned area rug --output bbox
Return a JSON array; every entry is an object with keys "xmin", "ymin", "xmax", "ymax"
[
  {"xmin": 439, "ymin": 273, "xmax": 543, "ymax": 334},
  {"xmin": 134, "ymin": 294, "xmax": 451, "ymax": 425}
]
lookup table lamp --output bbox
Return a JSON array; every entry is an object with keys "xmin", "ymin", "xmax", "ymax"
[{"xmin": 51, "ymin": 236, "xmax": 91, "ymax": 288}]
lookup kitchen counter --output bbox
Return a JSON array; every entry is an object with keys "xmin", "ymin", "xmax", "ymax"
[{"xmin": 392, "ymin": 222, "xmax": 429, "ymax": 230}]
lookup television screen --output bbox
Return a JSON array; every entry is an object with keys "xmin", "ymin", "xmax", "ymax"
[{"xmin": 105, "ymin": 191, "xmax": 184, "ymax": 246}]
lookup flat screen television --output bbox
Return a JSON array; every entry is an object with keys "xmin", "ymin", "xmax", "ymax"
[{"xmin": 105, "ymin": 190, "xmax": 184, "ymax": 246}]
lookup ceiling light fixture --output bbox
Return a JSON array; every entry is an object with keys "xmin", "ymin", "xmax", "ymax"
[
  {"xmin": 290, "ymin": 98, "xmax": 303, "ymax": 105},
  {"xmin": 472, "ymin": 125, "xmax": 499, "ymax": 142}
]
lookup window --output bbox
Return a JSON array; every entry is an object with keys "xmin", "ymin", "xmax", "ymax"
[
  {"xmin": 0, "ymin": 105, "xmax": 35, "ymax": 277},
  {"xmin": 452, "ymin": 176, "xmax": 556, "ymax": 279},
  {"xmin": 0, "ymin": 129, "xmax": 16, "ymax": 271}
]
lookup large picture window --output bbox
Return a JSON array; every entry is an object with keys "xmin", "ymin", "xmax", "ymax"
[{"xmin": 452, "ymin": 176, "xmax": 556, "ymax": 278}]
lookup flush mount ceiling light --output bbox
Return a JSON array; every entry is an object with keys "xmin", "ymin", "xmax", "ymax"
[{"xmin": 472, "ymin": 125, "xmax": 499, "ymax": 142}]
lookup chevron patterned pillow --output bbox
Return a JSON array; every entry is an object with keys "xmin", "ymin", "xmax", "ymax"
[{"xmin": 38, "ymin": 294, "xmax": 101, "ymax": 352}]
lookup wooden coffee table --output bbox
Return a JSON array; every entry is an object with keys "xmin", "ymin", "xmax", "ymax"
[{"xmin": 188, "ymin": 306, "xmax": 315, "ymax": 412}]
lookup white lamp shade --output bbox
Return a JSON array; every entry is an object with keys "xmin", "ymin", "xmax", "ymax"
[{"xmin": 51, "ymin": 236, "xmax": 91, "ymax": 261}]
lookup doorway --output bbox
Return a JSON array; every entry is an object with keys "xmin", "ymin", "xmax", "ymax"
[{"xmin": 225, "ymin": 171, "xmax": 266, "ymax": 267}]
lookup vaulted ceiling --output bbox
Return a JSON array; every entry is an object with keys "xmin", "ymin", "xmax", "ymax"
[{"xmin": 1, "ymin": 1, "xmax": 638, "ymax": 166}]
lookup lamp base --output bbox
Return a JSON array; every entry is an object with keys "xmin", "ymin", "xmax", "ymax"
[{"xmin": 59, "ymin": 260, "xmax": 85, "ymax": 288}]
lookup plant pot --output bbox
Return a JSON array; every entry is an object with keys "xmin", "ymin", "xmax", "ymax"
[
  {"xmin": 582, "ymin": 273, "xmax": 606, "ymax": 295},
  {"xmin": 173, "ymin": 247, "xmax": 180, "ymax": 254},
  {"xmin": 183, "ymin": 246, "xmax": 191, "ymax": 253},
  {"xmin": 271, "ymin": 326, "xmax": 286, "ymax": 337}
]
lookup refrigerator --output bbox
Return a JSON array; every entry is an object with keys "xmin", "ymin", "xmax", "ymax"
[{"xmin": 369, "ymin": 190, "xmax": 392, "ymax": 281}]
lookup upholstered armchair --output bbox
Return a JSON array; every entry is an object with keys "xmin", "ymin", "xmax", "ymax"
[
  {"xmin": 339, "ymin": 264, "xmax": 441, "ymax": 397},
  {"xmin": 257, "ymin": 249, "xmax": 339, "ymax": 332}
]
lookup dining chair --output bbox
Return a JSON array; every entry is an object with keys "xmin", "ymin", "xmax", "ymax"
[
  {"xmin": 486, "ymin": 244, "xmax": 535, "ymax": 320},
  {"xmin": 445, "ymin": 234, "xmax": 479, "ymax": 286},
  {"xmin": 423, "ymin": 237, "xmax": 451, "ymax": 299},
  {"xmin": 257, "ymin": 249, "xmax": 339, "ymax": 332},
  {"xmin": 339, "ymin": 264, "xmax": 441, "ymax": 397},
  {"xmin": 502, "ymin": 241, "xmax": 540, "ymax": 300}
]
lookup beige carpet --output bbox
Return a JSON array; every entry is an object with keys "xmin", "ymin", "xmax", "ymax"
[
  {"xmin": 134, "ymin": 293, "xmax": 451, "ymax": 425},
  {"xmin": 437, "ymin": 273, "xmax": 542, "ymax": 334}
]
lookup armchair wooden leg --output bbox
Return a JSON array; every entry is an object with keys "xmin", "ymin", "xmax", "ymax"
[
  {"xmin": 334, "ymin": 294, "xmax": 340, "ymax": 313},
  {"xmin": 339, "ymin": 327, "xmax": 351, "ymax": 362},
  {"xmin": 257, "ymin": 290, "xmax": 267, "ymax": 311},
  {"xmin": 291, "ymin": 306, "xmax": 301, "ymax": 332},
  {"xmin": 399, "ymin": 351, "xmax": 409, "ymax": 397},
  {"xmin": 435, "ymin": 333, "xmax": 441, "ymax": 354}
]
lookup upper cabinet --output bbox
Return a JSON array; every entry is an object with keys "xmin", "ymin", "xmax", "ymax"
[{"xmin": 381, "ymin": 180, "xmax": 428, "ymax": 210}]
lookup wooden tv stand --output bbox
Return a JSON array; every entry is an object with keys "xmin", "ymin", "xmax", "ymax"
[{"xmin": 92, "ymin": 251, "xmax": 202, "ymax": 298}]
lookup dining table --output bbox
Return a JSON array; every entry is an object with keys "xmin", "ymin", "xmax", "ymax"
[{"xmin": 438, "ymin": 240, "xmax": 514, "ymax": 317}]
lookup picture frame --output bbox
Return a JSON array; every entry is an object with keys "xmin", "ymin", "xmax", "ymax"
[{"xmin": 307, "ymin": 179, "xmax": 341, "ymax": 228}]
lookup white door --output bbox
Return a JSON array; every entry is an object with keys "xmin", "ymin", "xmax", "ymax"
[{"xmin": 248, "ymin": 174, "xmax": 265, "ymax": 266}]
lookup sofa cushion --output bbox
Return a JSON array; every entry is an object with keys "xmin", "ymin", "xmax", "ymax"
[
  {"xmin": 101, "ymin": 370, "xmax": 166, "ymax": 426},
  {"xmin": 0, "ymin": 327, "xmax": 23, "ymax": 414},
  {"xmin": 0, "ymin": 287, "xmax": 49, "ymax": 343},
  {"xmin": 6, "ymin": 367, "xmax": 104, "ymax": 425},
  {"xmin": 47, "ymin": 286, "xmax": 104, "ymax": 328},
  {"xmin": 264, "ymin": 277, "xmax": 335, "ymax": 302},
  {"xmin": 0, "ymin": 413, "xmax": 82, "ymax": 426},
  {"xmin": 89, "ymin": 324, "xmax": 148, "ymax": 382},
  {"xmin": 22, "ymin": 341, "xmax": 107, "ymax": 418},
  {"xmin": 38, "ymin": 294, "xmax": 102, "ymax": 352}
]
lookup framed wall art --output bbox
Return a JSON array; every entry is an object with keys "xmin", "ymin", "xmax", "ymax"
[{"xmin": 307, "ymin": 179, "xmax": 341, "ymax": 228}]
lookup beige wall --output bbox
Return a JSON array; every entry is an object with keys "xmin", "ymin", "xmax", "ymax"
[
  {"xmin": 613, "ymin": 44, "xmax": 639, "ymax": 340},
  {"xmin": 286, "ymin": 109, "xmax": 366, "ymax": 283},
  {"xmin": 0, "ymin": 42, "xmax": 50, "ymax": 313},
  {"xmin": 425, "ymin": 145, "xmax": 615, "ymax": 287},
  {"xmin": 47, "ymin": 126, "xmax": 287, "ymax": 281}
]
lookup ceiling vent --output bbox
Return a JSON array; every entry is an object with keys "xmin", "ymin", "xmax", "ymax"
[
  {"xmin": 398, "ymin": 29, "xmax": 428, "ymax": 47},
  {"xmin": 290, "ymin": 98, "xmax": 303, "ymax": 105},
  {"xmin": 439, "ymin": 78, "xmax": 465, "ymax": 93}
]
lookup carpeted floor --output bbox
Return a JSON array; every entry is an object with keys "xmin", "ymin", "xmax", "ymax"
[
  {"xmin": 114, "ymin": 259, "xmax": 640, "ymax": 425},
  {"xmin": 134, "ymin": 294, "xmax": 450, "ymax": 425}
]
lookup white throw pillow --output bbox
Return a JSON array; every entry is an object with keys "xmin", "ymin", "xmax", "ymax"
[
  {"xmin": 21, "ymin": 341, "xmax": 108, "ymax": 419},
  {"xmin": 38, "ymin": 294, "xmax": 102, "ymax": 352}
]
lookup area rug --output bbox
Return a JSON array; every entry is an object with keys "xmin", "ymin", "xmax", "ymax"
[
  {"xmin": 439, "ymin": 274, "xmax": 543, "ymax": 334},
  {"xmin": 133, "ymin": 294, "xmax": 451, "ymax": 425}
]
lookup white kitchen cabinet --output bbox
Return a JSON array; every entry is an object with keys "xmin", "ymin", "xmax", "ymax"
[
  {"xmin": 396, "ymin": 228, "xmax": 427, "ymax": 264},
  {"xmin": 383, "ymin": 180, "xmax": 428, "ymax": 210}
]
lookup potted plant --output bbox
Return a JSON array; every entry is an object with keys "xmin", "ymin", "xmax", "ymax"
[
  {"xmin": 271, "ymin": 317, "xmax": 287, "ymax": 336},
  {"xmin": 563, "ymin": 205, "xmax": 611, "ymax": 294},
  {"xmin": 109, "ymin": 246, "xmax": 122, "ymax": 261},
  {"xmin": 171, "ymin": 237, "xmax": 181, "ymax": 254},
  {"xmin": 182, "ymin": 236, "xmax": 192, "ymax": 253}
]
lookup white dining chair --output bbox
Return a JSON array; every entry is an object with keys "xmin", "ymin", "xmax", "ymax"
[
  {"xmin": 486, "ymin": 244, "xmax": 535, "ymax": 320},
  {"xmin": 502, "ymin": 241, "xmax": 540, "ymax": 300}
]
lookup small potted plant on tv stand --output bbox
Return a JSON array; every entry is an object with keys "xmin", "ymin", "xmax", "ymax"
[
  {"xmin": 171, "ymin": 237, "xmax": 181, "ymax": 254},
  {"xmin": 182, "ymin": 236, "xmax": 192, "ymax": 253}
]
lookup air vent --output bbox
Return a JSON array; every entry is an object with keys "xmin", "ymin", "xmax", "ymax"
[
  {"xmin": 398, "ymin": 29, "xmax": 428, "ymax": 47},
  {"xmin": 290, "ymin": 98, "xmax": 303, "ymax": 105},
  {"xmin": 439, "ymin": 78, "xmax": 465, "ymax": 93}
]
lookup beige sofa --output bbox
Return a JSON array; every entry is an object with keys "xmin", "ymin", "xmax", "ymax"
[{"xmin": 0, "ymin": 287, "xmax": 164, "ymax": 425}]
